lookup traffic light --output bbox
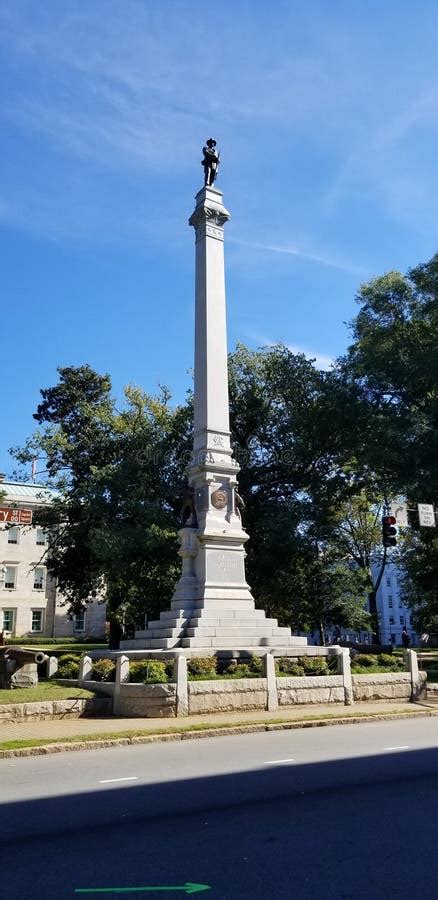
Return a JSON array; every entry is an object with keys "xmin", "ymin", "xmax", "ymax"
[{"xmin": 382, "ymin": 515, "xmax": 397, "ymax": 548}]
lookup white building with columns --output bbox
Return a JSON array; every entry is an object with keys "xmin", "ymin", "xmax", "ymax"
[{"xmin": 0, "ymin": 478, "xmax": 106, "ymax": 639}]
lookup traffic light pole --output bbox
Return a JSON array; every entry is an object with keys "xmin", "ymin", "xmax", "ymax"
[{"xmin": 369, "ymin": 546, "xmax": 388, "ymax": 645}]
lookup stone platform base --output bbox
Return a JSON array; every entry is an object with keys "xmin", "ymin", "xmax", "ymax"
[
  {"xmin": 118, "ymin": 642, "xmax": 308, "ymax": 656},
  {"xmin": 121, "ymin": 601, "xmax": 308, "ymax": 651}
]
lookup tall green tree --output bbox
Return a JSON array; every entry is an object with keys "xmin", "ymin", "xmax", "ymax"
[
  {"xmin": 341, "ymin": 253, "xmax": 438, "ymax": 628},
  {"xmin": 14, "ymin": 366, "xmax": 191, "ymax": 646},
  {"xmin": 228, "ymin": 344, "xmax": 372, "ymax": 635}
]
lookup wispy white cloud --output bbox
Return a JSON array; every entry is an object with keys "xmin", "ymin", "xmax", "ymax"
[
  {"xmin": 229, "ymin": 237, "xmax": 365, "ymax": 276},
  {"xmin": 287, "ymin": 345, "xmax": 334, "ymax": 371},
  {"xmin": 1, "ymin": 0, "xmax": 438, "ymax": 248},
  {"xmin": 244, "ymin": 330, "xmax": 334, "ymax": 371},
  {"xmin": 324, "ymin": 86, "xmax": 438, "ymax": 229}
]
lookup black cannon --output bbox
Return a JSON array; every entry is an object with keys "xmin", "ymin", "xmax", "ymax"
[{"xmin": 0, "ymin": 646, "xmax": 49, "ymax": 689}]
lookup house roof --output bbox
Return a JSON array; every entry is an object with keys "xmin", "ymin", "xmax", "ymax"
[{"xmin": 0, "ymin": 480, "xmax": 58, "ymax": 505}]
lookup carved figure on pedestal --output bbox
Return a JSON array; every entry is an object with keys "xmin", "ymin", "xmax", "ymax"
[
  {"xmin": 234, "ymin": 490, "xmax": 246, "ymax": 520},
  {"xmin": 202, "ymin": 138, "xmax": 220, "ymax": 186},
  {"xmin": 181, "ymin": 485, "xmax": 198, "ymax": 528}
]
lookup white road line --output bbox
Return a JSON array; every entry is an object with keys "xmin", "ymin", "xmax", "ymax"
[
  {"xmin": 264, "ymin": 758, "xmax": 296, "ymax": 765},
  {"xmin": 383, "ymin": 746, "xmax": 411, "ymax": 751},
  {"xmin": 99, "ymin": 776, "xmax": 139, "ymax": 784}
]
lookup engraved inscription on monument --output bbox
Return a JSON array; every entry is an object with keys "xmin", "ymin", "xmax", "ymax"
[{"xmin": 209, "ymin": 551, "xmax": 243, "ymax": 581}]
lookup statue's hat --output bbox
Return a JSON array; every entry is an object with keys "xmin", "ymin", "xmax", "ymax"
[{"xmin": 206, "ymin": 138, "xmax": 216, "ymax": 146}]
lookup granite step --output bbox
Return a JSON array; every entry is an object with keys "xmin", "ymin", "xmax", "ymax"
[
  {"xmin": 173, "ymin": 598, "xmax": 257, "ymax": 611},
  {"xmin": 180, "ymin": 636, "xmax": 296, "ymax": 649},
  {"xmin": 188, "ymin": 616, "xmax": 278, "ymax": 628},
  {"xmin": 183, "ymin": 626, "xmax": 290, "ymax": 638},
  {"xmin": 142, "ymin": 618, "xmax": 189, "ymax": 632}
]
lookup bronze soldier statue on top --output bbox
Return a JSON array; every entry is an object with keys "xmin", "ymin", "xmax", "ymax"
[{"xmin": 202, "ymin": 138, "xmax": 220, "ymax": 186}]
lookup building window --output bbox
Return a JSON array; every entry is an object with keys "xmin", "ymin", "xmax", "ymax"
[
  {"xmin": 389, "ymin": 616, "xmax": 394, "ymax": 625},
  {"xmin": 73, "ymin": 611, "xmax": 86, "ymax": 633},
  {"xmin": 2, "ymin": 609, "xmax": 14, "ymax": 632},
  {"xmin": 36, "ymin": 528, "xmax": 46, "ymax": 546},
  {"xmin": 386, "ymin": 576, "xmax": 391, "ymax": 587},
  {"xmin": 400, "ymin": 616, "xmax": 405, "ymax": 626},
  {"xmin": 31, "ymin": 610, "xmax": 43, "ymax": 632},
  {"xmin": 3, "ymin": 566, "xmax": 17, "ymax": 589},
  {"xmin": 7, "ymin": 527, "xmax": 20, "ymax": 545},
  {"xmin": 33, "ymin": 567, "xmax": 45, "ymax": 591},
  {"xmin": 390, "ymin": 634, "xmax": 396, "ymax": 644},
  {"xmin": 388, "ymin": 595, "xmax": 393, "ymax": 607}
]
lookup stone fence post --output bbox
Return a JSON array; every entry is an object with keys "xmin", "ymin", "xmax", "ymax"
[
  {"xmin": 78, "ymin": 655, "xmax": 92, "ymax": 684},
  {"xmin": 406, "ymin": 649, "xmax": 422, "ymax": 700},
  {"xmin": 113, "ymin": 655, "xmax": 130, "ymax": 715},
  {"xmin": 264, "ymin": 652, "xmax": 278, "ymax": 711},
  {"xmin": 46, "ymin": 656, "xmax": 58, "ymax": 679},
  {"xmin": 338, "ymin": 649, "xmax": 353, "ymax": 705},
  {"xmin": 174, "ymin": 655, "xmax": 188, "ymax": 716}
]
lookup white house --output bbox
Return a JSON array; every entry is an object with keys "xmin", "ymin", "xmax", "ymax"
[{"xmin": 0, "ymin": 478, "xmax": 106, "ymax": 639}]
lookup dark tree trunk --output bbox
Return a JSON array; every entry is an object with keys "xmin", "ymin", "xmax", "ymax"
[{"xmin": 108, "ymin": 620, "xmax": 122, "ymax": 650}]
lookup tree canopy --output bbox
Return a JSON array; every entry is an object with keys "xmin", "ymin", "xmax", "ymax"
[{"xmin": 341, "ymin": 253, "xmax": 438, "ymax": 632}]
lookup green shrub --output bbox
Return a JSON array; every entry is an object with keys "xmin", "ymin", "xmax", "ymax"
[
  {"xmin": 129, "ymin": 660, "xmax": 168, "ymax": 683},
  {"xmin": 91, "ymin": 659, "xmax": 116, "ymax": 682},
  {"xmin": 187, "ymin": 657, "xmax": 218, "ymax": 677},
  {"xmin": 276, "ymin": 659, "xmax": 305, "ymax": 677},
  {"xmin": 302, "ymin": 657, "xmax": 329, "ymax": 676},
  {"xmin": 352, "ymin": 654, "xmax": 375, "ymax": 668},
  {"xmin": 351, "ymin": 665, "xmax": 377, "ymax": 674},
  {"xmin": 377, "ymin": 654, "xmax": 404, "ymax": 671},
  {"xmin": 276, "ymin": 657, "xmax": 302, "ymax": 676},
  {"xmin": 223, "ymin": 662, "xmax": 252, "ymax": 678},
  {"xmin": 57, "ymin": 654, "xmax": 80, "ymax": 679},
  {"xmin": 249, "ymin": 655, "xmax": 263, "ymax": 674}
]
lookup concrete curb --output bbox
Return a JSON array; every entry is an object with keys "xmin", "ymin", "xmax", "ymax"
[{"xmin": 1, "ymin": 706, "xmax": 437, "ymax": 758}]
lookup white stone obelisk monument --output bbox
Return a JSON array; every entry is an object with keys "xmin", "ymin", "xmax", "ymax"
[{"xmin": 124, "ymin": 143, "xmax": 305, "ymax": 651}]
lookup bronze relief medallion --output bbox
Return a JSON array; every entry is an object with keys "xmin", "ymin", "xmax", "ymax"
[{"xmin": 211, "ymin": 488, "xmax": 228, "ymax": 510}]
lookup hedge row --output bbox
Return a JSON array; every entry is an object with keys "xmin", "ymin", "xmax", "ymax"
[{"xmin": 55, "ymin": 652, "xmax": 406, "ymax": 683}]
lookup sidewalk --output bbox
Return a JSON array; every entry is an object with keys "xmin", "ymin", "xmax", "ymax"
[{"xmin": 2, "ymin": 698, "xmax": 438, "ymax": 757}]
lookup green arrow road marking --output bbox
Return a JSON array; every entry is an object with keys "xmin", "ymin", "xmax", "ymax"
[{"xmin": 75, "ymin": 884, "xmax": 211, "ymax": 895}]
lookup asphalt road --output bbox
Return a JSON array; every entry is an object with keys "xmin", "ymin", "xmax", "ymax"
[{"xmin": 3, "ymin": 718, "xmax": 438, "ymax": 899}]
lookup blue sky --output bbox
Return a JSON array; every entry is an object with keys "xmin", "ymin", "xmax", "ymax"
[{"xmin": 1, "ymin": 0, "xmax": 438, "ymax": 476}]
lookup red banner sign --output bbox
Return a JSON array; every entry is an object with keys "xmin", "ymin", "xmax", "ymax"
[{"xmin": 0, "ymin": 507, "xmax": 33, "ymax": 525}]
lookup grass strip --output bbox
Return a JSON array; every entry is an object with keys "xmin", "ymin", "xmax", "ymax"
[{"xmin": 1, "ymin": 706, "xmax": 432, "ymax": 752}]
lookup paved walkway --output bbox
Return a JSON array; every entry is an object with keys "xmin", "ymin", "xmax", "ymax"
[{"xmin": 3, "ymin": 698, "xmax": 438, "ymax": 746}]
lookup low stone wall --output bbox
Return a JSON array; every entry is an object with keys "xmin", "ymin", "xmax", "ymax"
[
  {"xmin": 277, "ymin": 675, "xmax": 344, "ymax": 706},
  {"xmin": 188, "ymin": 678, "xmax": 267, "ymax": 714},
  {"xmin": 353, "ymin": 672, "xmax": 426, "ymax": 701},
  {"xmin": 74, "ymin": 650, "xmax": 425, "ymax": 717},
  {"xmin": 116, "ymin": 683, "xmax": 177, "ymax": 718},
  {"xmin": 0, "ymin": 697, "xmax": 112, "ymax": 722}
]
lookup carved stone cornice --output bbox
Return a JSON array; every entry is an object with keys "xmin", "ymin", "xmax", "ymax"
[{"xmin": 189, "ymin": 204, "xmax": 230, "ymax": 230}]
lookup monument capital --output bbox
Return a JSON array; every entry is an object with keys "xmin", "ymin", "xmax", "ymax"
[{"xmin": 189, "ymin": 186, "xmax": 230, "ymax": 237}]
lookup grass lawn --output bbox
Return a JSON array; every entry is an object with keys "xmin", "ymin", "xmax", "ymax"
[{"xmin": 0, "ymin": 682, "xmax": 100, "ymax": 705}]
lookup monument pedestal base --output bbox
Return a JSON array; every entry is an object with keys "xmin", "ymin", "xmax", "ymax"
[{"xmin": 122, "ymin": 526, "xmax": 307, "ymax": 651}]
